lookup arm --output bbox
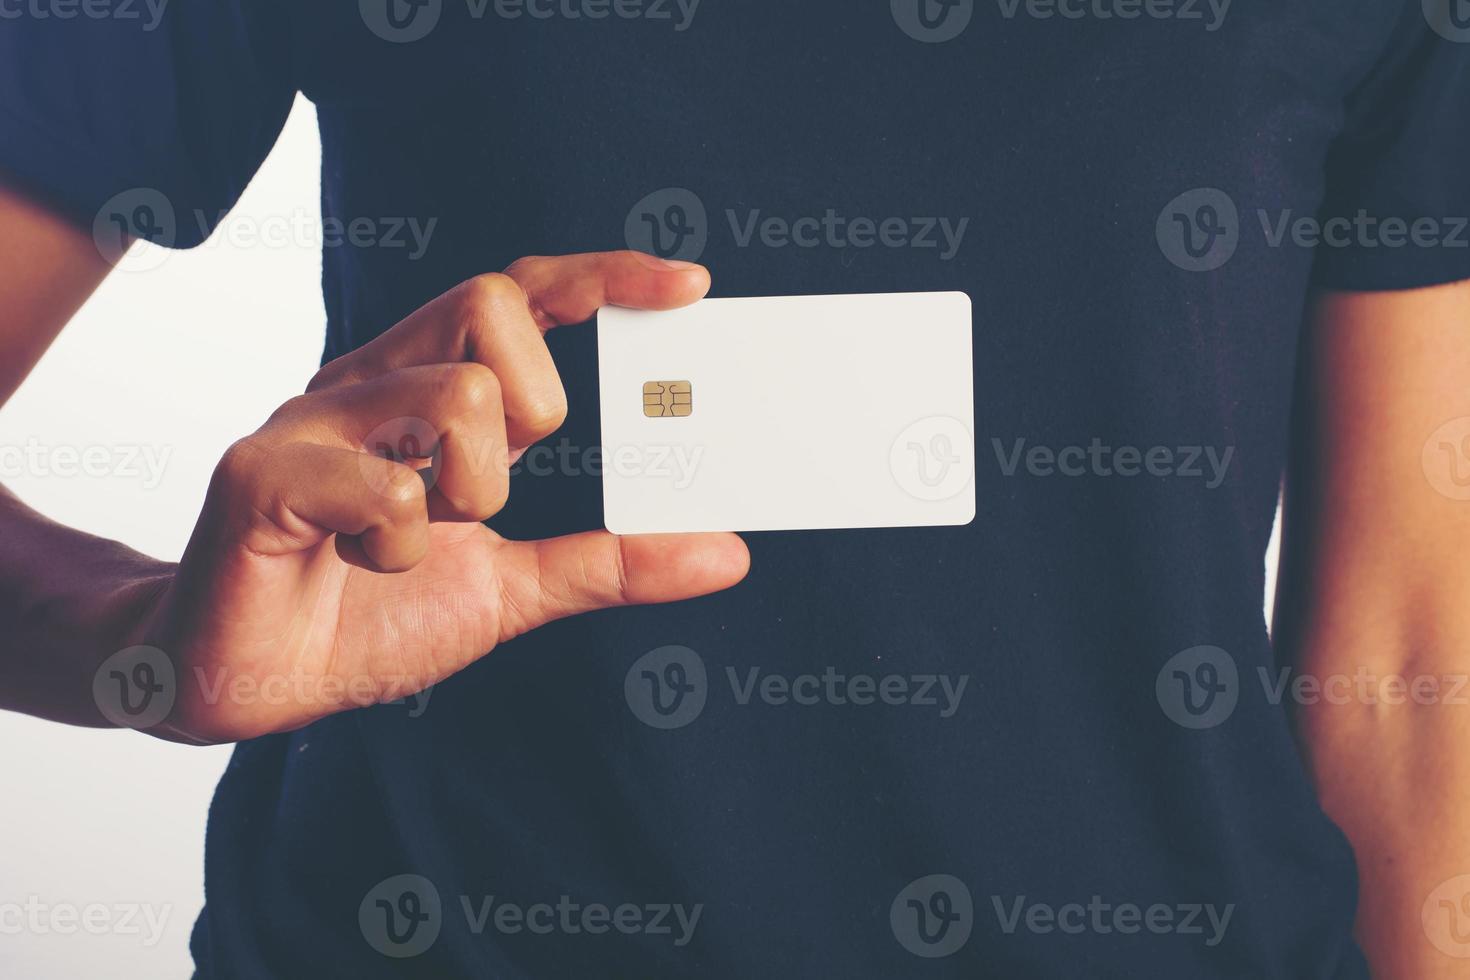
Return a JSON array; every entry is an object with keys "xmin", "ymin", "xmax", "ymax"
[
  {"xmin": 1275, "ymin": 279, "xmax": 1470, "ymax": 978},
  {"xmin": 0, "ymin": 181, "xmax": 748, "ymax": 741},
  {"xmin": 0, "ymin": 183, "xmax": 174, "ymax": 727}
]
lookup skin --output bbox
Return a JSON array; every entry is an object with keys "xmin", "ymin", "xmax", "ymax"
[
  {"xmin": 1277, "ymin": 280, "xmax": 1470, "ymax": 979},
  {"xmin": 1, "ymin": 181, "xmax": 1468, "ymax": 973}
]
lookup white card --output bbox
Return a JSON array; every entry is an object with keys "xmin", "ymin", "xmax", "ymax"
[{"xmin": 597, "ymin": 292, "xmax": 975, "ymax": 534}]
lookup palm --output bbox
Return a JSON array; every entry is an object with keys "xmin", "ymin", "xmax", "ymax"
[
  {"xmin": 332, "ymin": 522, "xmax": 507, "ymax": 688},
  {"xmin": 164, "ymin": 522, "xmax": 508, "ymax": 741}
]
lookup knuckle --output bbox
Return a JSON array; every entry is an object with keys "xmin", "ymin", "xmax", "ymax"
[
  {"xmin": 264, "ymin": 392, "xmax": 316, "ymax": 428},
  {"xmin": 444, "ymin": 362, "xmax": 502, "ymax": 416},
  {"xmin": 370, "ymin": 550, "xmax": 422, "ymax": 576},
  {"xmin": 502, "ymin": 255, "xmax": 545, "ymax": 281},
  {"xmin": 474, "ymin": 486, "xmax": 511, "ymax": 523},
  {"xmin": 305, "ymin": 358, "xmax": 348, "ymax": 393},
  {"xmin": 376, "ymin": 464, "xmax": 428, "ymax": 518},
  {"xmin": 444, "ymin": 471, "xmax": 508, "ymax": 522},
  {"xmin": 484, "ymin": 474, "xmax": 511, "ymax": 515},
  {"xmin": 519, "ymin": 393, "xmax": 569, "ymax": 434},
  {"xmin": 456, "ymin": 272, "xmax": 523, "ymax": 321},
  {"xmin": 215, "ymin": 438, "xmax": 268, "ymax": 495}
]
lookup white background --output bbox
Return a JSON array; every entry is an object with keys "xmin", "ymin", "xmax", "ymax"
[
  {"xmin": 0, "ymin": 95, "xmax": 1285, "ymax": 978},
  {"xmin": 0, "ymin": 97, "xmax": 326, "ymax": 979}
]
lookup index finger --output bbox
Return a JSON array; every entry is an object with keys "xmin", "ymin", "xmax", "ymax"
[
  {"xmin": 503, "ymin": 250, "xmax": 711, "ymax": 332},
  {"xmin": 309, "ymin": 251, "xmax": 709, "ymax": 393}
]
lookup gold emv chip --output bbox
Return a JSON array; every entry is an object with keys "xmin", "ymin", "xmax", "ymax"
[{"xmin": 643, "ymin": 380, "xmax": 693, "ymax": 418}]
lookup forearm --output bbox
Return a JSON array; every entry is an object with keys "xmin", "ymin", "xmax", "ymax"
[
  {"xmin": 0, "ymin": 182, "xmax": 160, "ymax": 723},
  {"xmin": 1286, "ymin": 609, "xmax": 1470, "ymax": 976},
  {"xmin": 1280, "ymin": 283, "xmax": 1470, "ymax": 977},
  {"xmin": 0, "ymin": 483, "xmax": 173, "ymax": 727}
]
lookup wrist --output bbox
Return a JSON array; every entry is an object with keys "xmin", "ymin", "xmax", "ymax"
[{"xmin": 1, "ymin": 559, "xmax": 175, "ymax": 729}]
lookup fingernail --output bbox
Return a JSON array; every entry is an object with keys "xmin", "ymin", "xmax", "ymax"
[{"xmin": 652, "ymin": 256, "xmax": 699, "ymax": 271}]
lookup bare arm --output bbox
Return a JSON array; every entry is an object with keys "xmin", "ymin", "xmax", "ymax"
[
  {"xmin": 1276, "ymin": 279, "xmax": 1470, "ymax": 978},
  {"xmin": 0, "ymin": 183, "xmax": 174, "ymax": 726},
  {"xmin": 0, "ymin": 185, "xmax": 111, "ymax": 399}
]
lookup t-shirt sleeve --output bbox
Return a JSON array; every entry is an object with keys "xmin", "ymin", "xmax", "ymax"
[
  {"xmin": 0, "ymin": 1, "xmax": 296, "ymax": 249},
  {"xmin": 1312, "ymin": 3, "xmax": 1470, "ymax": 291}
]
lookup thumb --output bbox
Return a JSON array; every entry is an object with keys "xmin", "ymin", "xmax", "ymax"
[{"xmin": 494, "ymin": 531, "xmax": 750, "ymax": 641}]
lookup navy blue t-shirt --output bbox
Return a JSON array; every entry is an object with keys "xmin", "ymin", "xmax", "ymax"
[{"xmin": 4, "ymin": 1, "xmax": 1470, "ymax": 976}]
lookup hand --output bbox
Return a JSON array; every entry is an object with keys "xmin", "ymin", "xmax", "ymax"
[{"xmin": 127, "ymin": 252, "xmax": 748, "ymax": 744}]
